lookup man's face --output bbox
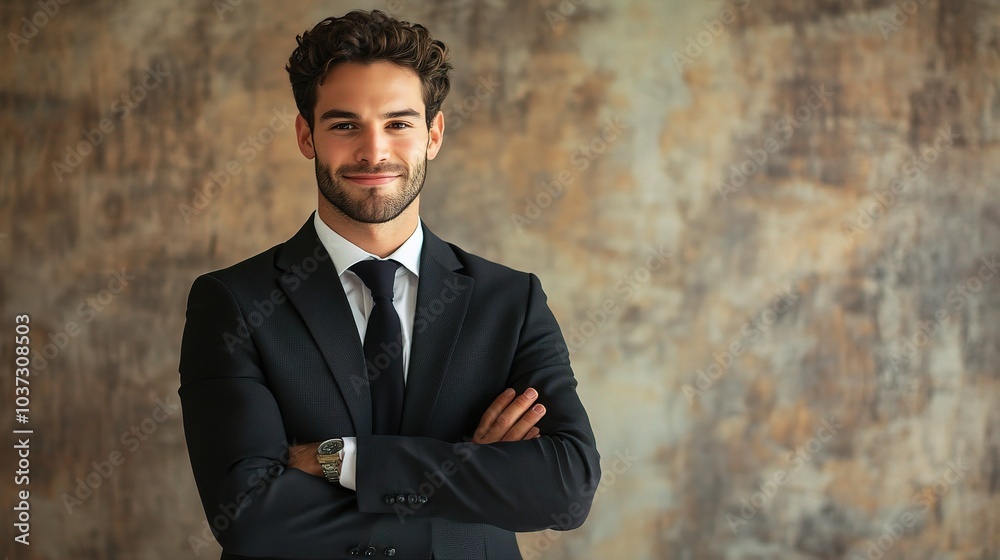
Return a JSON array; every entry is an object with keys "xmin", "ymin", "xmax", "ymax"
[{"xmin": 295, "ymin": 61, "xmax": 444, "ymax": 224}]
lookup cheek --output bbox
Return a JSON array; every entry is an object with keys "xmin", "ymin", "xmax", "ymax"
[
  {"xmin": 393, "ymin": 136, "xmax": 428, "ymax": 158},
  {"xmin": 397, "ymin": 142, "xmax": 427, "ymax": 164},
  {"xmin": 320, "ymin": 145, "xmax": 370, "ymax": 168},
  {"xmin": 312, "ymin": 140, "xmax": 346, "ymax": 161}
]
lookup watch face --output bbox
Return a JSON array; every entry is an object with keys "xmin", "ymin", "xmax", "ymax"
[{"xmin": 318, "ymin": 438, "xmax": 344, "ymax": 455}]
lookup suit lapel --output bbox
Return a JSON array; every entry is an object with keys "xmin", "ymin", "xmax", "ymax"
[
  {"xmin": 275, "ymin": 214, "xmax": 372, "ymax": 436},
  {"xmin": 400, "ymin": 225, "xmax": 474, "ymax": 435},
  {"xmin": 274, "ymin": 216, "xmax": 473, "ymax": 437}
]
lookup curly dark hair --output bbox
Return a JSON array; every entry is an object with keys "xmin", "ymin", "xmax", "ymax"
[{"xmin": 285, "ymin": 9, "xmax": 452, "ymax": 131}]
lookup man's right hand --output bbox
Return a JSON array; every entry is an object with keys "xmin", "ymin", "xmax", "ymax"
[{"xmin": 472, "ymin": 387, "xmax": 546, "ymax": 444}]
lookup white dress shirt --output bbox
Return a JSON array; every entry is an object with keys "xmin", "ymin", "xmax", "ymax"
[{"xmin": 312, "ymin": 212, "xmax": 423, "ymax": 491}]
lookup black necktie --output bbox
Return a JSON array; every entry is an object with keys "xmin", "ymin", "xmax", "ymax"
[{"xmin": 350, "ymin": 259, "xmax": 404, "ymax": 435}]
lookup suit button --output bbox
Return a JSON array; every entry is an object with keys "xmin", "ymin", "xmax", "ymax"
[
  {"xmin": 418, "ymin": 494, "xmax": 428, "ymax": 503},
  {"xmin": 396, "ymin": 493, "xmax": 406, "ymax": 504},
  {"xmin": 384, "ymin": 494, "xmax": 395, "ymax": 505},
  {"xmin": 365, "ymin": 546, "xmax": 377, "ymax": 556},
  {"xmin": 349, "ymin": 547, "xmax": 360, "ymax": 556},
  {"xmin": 384, "ymin": 547, "xmax": 396, "ymax": 557}
]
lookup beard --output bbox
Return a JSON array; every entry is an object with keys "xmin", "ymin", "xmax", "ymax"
[{"xmin": 315, "ymin": 155, "xmax": 427, "ymax": 224}]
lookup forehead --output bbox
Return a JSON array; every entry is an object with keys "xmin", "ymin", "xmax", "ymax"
[{"xmin": 315, "ymin": 61, "xmax": 424, "ymax": 115}]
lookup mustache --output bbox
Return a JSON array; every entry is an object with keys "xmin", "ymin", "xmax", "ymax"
[{"xmin": 336, "ymin": 163, "xmax": 408, "ymax": 177}]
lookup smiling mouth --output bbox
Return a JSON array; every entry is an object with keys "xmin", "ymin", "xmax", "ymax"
[{"xmin": 343, "ymin": 174, "xmax": 401, "ymax": 186}]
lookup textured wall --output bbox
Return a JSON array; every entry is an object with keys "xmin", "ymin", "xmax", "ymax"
[{"xmin": 2, "ymin": 0, "xmax": 999, "ymax": 558}]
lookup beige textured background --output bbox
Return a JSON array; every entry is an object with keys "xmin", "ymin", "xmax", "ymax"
[{"xmin": 2, "ymin": 0, "xmax": 999, "ymax": 558}]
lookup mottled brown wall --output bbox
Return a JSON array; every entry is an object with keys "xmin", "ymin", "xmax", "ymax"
[{"xmin": 2, "ymin": 0, "xmax": 999, "ymax": 558}]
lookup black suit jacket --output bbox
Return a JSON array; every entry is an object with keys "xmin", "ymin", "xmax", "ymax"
[{"xmin": 178, "ymin": 215, "xmax": 601, "ymax": 559}]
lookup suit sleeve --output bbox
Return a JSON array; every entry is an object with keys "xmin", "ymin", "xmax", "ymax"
[
  {"xmin": 354, "ymin": 273, "xmax": 602, "ymax": 532},
  {"xmin": 178, "ymin": 274, "xmax": 375, "ymax": 557}
]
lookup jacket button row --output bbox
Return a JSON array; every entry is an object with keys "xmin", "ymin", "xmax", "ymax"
[
  {"xmin": 349, "ymin": 545, "xmax": 396, "ymax": 556},
  {"xmin": 383, "ymin": 493, "xmax": 428, "ymax": 505}
]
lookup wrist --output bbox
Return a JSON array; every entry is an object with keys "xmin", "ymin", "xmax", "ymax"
[{"xmin": 316, "ymin": 438, "xmax": 345, "ymax": 483}]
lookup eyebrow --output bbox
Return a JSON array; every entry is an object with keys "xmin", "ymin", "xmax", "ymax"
[{"xmin": 319, "ymin": 108, "xmax": 422, "ymax": 121}]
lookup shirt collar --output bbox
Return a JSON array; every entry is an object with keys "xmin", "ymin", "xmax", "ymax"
[{"xmin": 313, "ymin": 212, "xmax": 423, "ymax": 278}]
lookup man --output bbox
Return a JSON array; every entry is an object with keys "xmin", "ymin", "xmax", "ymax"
[{"xmin": 179, "ymin": 10, "xmax": 600, "ymax": 560}]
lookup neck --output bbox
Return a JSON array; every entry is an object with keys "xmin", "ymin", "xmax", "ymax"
[{"xmin": 317, "ymin": 197, "xmax": 420, "ymax": 258}]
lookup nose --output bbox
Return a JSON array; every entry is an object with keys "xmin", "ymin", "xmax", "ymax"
[{"xmin": 355, "ymin": 127, "xmax": 390, "ymax": 165}]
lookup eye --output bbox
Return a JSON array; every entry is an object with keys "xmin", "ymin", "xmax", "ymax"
[
  {"xmin": 329, "ymin": 122, "xmax": 356, "ymax": 130},
  {"xmin": 387, "ymin": 122, "xmax": 412, "ymax": 129}
]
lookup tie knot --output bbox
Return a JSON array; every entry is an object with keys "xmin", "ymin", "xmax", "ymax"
[{"xmin": 350, "ymin": 259, "xmax": 402, "ymax": 300}]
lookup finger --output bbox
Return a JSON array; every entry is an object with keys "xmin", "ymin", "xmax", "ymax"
[
  {"xmin": 501, "ymin": 403, "xmax": 545, "ymax": 442},
  {"xmin": 526, "ymin": 427, "xmax": 541, "ymax": 439},
  {"xmin": 473, "ymin": 388, "xmax": 516, "ymax": 442},
  {"xmin": 482, "ymin": 387, "xmax": 538, "ymax": 443}
]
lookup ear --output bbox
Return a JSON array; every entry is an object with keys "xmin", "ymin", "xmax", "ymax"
[
  {"xmin": 295, "ymin": 113, "xmax": 316, "ymax": 159},
  {"xmin": 426, "ymin": 110, "xmax": 445, "ymax": 161}
]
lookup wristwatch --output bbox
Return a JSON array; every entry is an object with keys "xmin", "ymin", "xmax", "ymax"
[{"xmin": 316, "ymin": 438, "xmax": 345, "ymax": 483}]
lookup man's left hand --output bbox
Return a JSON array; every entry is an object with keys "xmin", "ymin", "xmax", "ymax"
[{"xmin": 288, "ymin": 384, "xmax": 547, "ymax": 477}]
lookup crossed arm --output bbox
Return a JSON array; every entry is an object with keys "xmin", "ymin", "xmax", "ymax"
[
  {"xmin": 180, "ymin": 272, "xmax": 600, "ymax": 556},
  {"xmin": 288, "ymin": 387, "xmax": 548, "ymax": 475}
]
